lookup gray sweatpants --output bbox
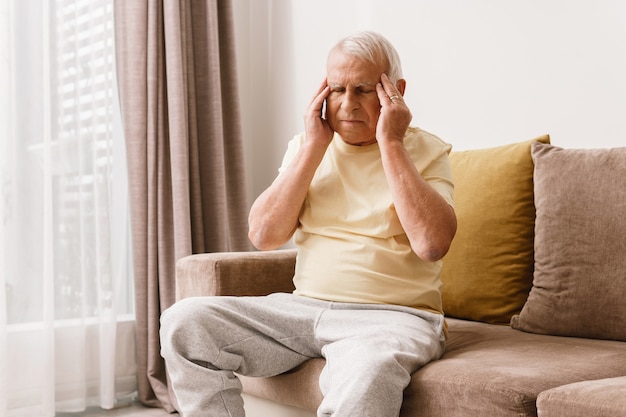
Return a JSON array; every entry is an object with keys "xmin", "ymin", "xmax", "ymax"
[{"xmin": 160, "ymin": 293, "xmax": 445, "ymax": 417}]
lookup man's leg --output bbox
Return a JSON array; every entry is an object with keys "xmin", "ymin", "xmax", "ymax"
[
  {"xmin": 315, "ymin": 305, "xmax": 446, "ymax": 417},
  {"xmin": 160, "ymin": 293, "xmax": 327, "ymax": 417}
]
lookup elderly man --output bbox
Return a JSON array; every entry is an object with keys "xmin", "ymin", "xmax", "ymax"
[{"xmin": 161, "ymin": 31, "xmax": 456, "ymax": 417}]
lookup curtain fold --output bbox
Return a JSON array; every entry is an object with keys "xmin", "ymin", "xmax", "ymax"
[{"xmin": 114, "ymin": 0, "xmax": 250, "ymax": 411}]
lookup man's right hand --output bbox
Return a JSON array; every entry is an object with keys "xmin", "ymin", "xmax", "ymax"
[{"xmin": 304, "ymin": 79, "xmax": 334, "ymax": 148}]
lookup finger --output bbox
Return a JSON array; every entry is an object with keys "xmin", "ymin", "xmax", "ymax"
[
  {"xmin": 376, "ymin": 81, "xmax": 399, "ymax": 106},
  {"xmin": 379, "ymin": 74, "xmax": 394, "ymax": 97},
  {"xmin": 380, "ymin": 73, "xmax": 403, "ymax": 104},
  {"xmin": 306, "ymin": 81, "xmax": 330, "ymax": 121},
  {"xmin": 311, "ymin": 78, "xmax": 328, "ymax": 101},
  {"xmin": 376, "ymin": 82, "xmax": 391, "ymax": 105},
  {"xmin": 309, "ymin": 86, "xmax": 329, "ymax": 116}
]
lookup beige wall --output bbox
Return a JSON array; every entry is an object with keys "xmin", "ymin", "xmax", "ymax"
[{"xmin": 234, "ymin": 0, "xmax": 626, "ymax": 205}]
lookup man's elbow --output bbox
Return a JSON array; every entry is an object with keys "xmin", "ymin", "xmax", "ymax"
[
  {"xmin": 248, "ymin": 225, "xmax": 296, "ymax": 251},
  {"xmin": 247, "ymin": 212, "xmax": 280, "ymax": 250},
  {"xmin": 412, "ymin": 225, "xmax": 457, "ymax": 262},
  {"xmin": 248, "ymin": 229, "xmax": 277, "ymax": 251},
  {"xmin": 413, "ymin": 242, "xmax": 450, "ymax": 262}
]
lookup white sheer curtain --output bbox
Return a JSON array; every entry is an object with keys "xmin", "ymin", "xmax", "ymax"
[{"xmin": 0, "ymin": 0, "xmax": 136, "ymax": 415}]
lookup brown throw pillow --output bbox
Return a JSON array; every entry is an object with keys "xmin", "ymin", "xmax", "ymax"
[
  {"xmin": 441, "ymin": 135, "xmax": 549, "ymax": 323},
  {"xmin": 510, "ymin": 142, "xmax": 626, "ymax": 341}
]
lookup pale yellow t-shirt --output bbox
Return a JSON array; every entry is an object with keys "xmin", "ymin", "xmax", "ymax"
[{"xmin": 278, "ymin": 127, "xmax": 454, "ymax": 314}]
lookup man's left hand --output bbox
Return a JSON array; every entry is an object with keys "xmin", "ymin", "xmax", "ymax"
[{"xmin": 375, "ymin": 73, "xmax": 412, "ymax": 143}]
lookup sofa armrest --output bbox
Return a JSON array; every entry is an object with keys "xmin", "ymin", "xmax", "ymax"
[
  {"xmin": 536, "ymin": 376, "xmax": 626, "ymax": 417},
  {"xmin": 175, "ymin": 249, "xmax": 297, "ymax": 301}
]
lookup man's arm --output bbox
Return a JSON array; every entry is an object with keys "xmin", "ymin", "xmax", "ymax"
[
  {"xmin": 248, "ymin": 80, "xmax": 334, "ymax": 250},
  {"xmin": 375, "ymin": 74, "xmax": 457, "ymax": 262}
]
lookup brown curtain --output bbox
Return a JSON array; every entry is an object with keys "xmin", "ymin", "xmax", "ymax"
[{"xmin": 114, "ymin": 0, "xmax": 251, "ymax": 411}]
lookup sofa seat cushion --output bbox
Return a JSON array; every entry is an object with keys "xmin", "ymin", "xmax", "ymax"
[
  {"xmin": 403, "ymin": 319, "xmax": 626, "ymax": 417},
  {"xmin": 536, "ymin": 377, "xmax": 626, "ymax": 417},
  {"xmin": 241, "ymin": 319, "xmax": 626, "ymax": 417},
  {"xmin": 240, "ymin": 358, "xmax": 325, "ymax": 412}
]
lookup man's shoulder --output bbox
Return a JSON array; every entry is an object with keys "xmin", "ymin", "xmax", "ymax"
[
  {"xmin": 287, "ymin": 132, "xmax": 308, "ymax": 148},
  {"xmin": 405, "ymin": 126, "xmax": 452, "ymax": 155}
]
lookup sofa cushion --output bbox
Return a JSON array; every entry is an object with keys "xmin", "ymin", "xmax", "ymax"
[
  {"xmin": 240, "ymin": 319, "xmax": 626, "ymax": 417},
  {"xmin": 404, "ymin": 319, "xmax": 626, "ymax": 417},
  {"xmin": 241, "ymin": 359, "xmax": 324, "ymax": 412},
  {"xmin": 441, "ymin": 135, "xmax": 549, "ymax": 323},
  {"xmin": 510, "ymin": 143, "xmax": 626, "ymax": 341},
  {"xmin": 536, "ymin": 377, "xmax": 626, "ymax": 417}
]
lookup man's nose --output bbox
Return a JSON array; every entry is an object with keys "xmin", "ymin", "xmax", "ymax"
[{"xmin": 341, "ymin": 91, "xmax": 360, "ymax": 111}]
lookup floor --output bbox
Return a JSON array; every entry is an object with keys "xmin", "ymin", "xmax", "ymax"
[
  {"xmin": 54, "ymin": 395, "xmax": 315, "ymax": 417},
  {"xmin": 56, "ymin": 402, "xmax": 174, "ymax": 417}
]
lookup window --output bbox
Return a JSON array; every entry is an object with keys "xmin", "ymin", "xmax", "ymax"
[{"xmin": 1, "ymin": 0, "xmax": 136, "ymax": 413}]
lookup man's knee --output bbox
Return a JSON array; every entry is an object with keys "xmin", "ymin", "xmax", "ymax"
[
  {"xmin": 162, "ymin": 297, "xmax": 204, "ymax": 335},
  {"xmin": 160, "ymin": 297, "xmax": 222, "ymax": 361}
]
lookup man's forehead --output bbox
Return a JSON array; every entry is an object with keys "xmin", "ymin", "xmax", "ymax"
[
  {"xmin": 326, "ymin": 49, "xmax": 383, "ymax": 86},
  {"xmin": 326, "ymin": 65, "xmax": 380, "ymax": 87}
]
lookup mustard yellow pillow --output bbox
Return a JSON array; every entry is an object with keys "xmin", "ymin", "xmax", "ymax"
[{"xmin": 441, "ymin": 135, "xmax": 550, "ymax": 323}]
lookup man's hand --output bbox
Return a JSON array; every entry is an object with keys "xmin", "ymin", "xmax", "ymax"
[
  {"xmin": 304, "ymin": 79, "xmax": 334, "ymax": 147},
  {"xmin": 375, "ymin": 73, "xmax": 412, "ymax": 143}
]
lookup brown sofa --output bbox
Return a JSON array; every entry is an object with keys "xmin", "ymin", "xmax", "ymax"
[{"xmin": 174, "ymin": 138, "xmax": 626, "ymax": 417}]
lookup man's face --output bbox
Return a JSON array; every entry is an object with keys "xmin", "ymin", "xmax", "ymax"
[{"xmin": 325, "ymin": 50, "xmax": 386, "ymax": 146}]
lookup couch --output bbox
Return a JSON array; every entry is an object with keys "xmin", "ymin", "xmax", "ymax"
[{"xmin": 174, "ymin": 138, "xmax": 626, "ymax": 417}]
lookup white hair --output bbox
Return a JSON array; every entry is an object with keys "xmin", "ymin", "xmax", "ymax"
[{"xmin": 330, "ymin": 31, "xmax": 404, "ymax": 82}]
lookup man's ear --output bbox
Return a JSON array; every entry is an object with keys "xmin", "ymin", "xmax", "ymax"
[{"xmin": 396, "ymin": 79, "xmax": 407, "ymax": 96}]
